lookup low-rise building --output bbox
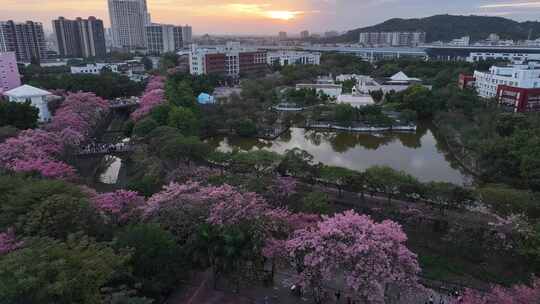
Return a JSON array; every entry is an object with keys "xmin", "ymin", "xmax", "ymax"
[
  {"xmin": 474, "ymin": 62, "xmax": 540, "ymax": 98},
  {"xmin": 0, "ymin": 52, "xmax": 21, "ymax": 94},
  {"xmin": 352, "ymin": 72, "xmax": 428, "ymax": 95},
  {"xmin": 3, "ymin": 85, "xmax": 52, "ymax": 122},
  {"xmin": 467, "ymin": 52, "xmax": 540, "ymax": 63},
  {"xmin": 267, "ymin": 51, "xmax": 321, "ymax": 66},
  {"xmin": 496, "ymin": 85, "xmax": 540, "ymax": 112},
  {"xmin": 458, "ymin": 74, "xmax": 476, "ymax": 89},
  {"xmin": 449, "ymin": 36, "xmax": 470, "ymax": 46},
  {"xmin": 296, "ymin": 83, "xmax": 342, "ymax": 98},
  {"xmin": 189, "ymin": 43, "xmax": 267, "ymax": 77},
  {"xmin": 70, "ymin": 63, "xmax": 119, "ymax": 74},
  {"xmin": 336, "ymin": 94, "xmax": 375, "ymax": 108}
]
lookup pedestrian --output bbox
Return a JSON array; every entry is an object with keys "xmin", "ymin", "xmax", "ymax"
[
  {"xmin": 335, "ymin": 290, "xmax": 341, "ymax": 301},
  {"xmin": 429, "ymin": 295, "xmax": 435, "ymax": 304}
]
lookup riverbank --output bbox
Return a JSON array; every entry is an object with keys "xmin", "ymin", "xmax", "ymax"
[
  {"xmin": 432, "ymin": 119, "xmax": 482, "ymax": 178},
  {"xmin": 306, "ymin": 122, "xmax": 417, "ymax": 132}
]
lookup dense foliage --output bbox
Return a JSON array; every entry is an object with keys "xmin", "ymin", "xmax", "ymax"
[
  {"xmin": 333, "ymin": 14, "xmax": 540, "ymax": 43},
  {"xmin": 25, "ymin": 70, "xmax": 144, "ymax": 99},
  {"xmin": 0, "ymin": 101, "xmax": 39, "ymax": 130}
]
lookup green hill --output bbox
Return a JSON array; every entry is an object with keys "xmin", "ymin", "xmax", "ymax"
[{"xmin": 332, "ymin": 14, "xmax": 540, "ymax": 43}]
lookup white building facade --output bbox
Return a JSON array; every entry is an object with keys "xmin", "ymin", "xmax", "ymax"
[
  {"xmin": 70, "ymin": 63, "xmax": 119, "ymax": 75},
  {"xmin": 467, "ymin": 52, "xmax": 540, "ymax": 64},
  {"xmin": 146, "ymin": 24, "xmax": 176, "ymax": 55},
  {"xmin": 267, "ymin": 51, "xmax": 321, "ymax": 66},
  {"xmin": 474, "ymin": 63, "xmax": 540, "ymax": 98},
  {"xmin": 295, "ymin": 83, "xmax": 343, "ymax": 98},
  {"xmin": 108, "ymin": 0, "xmax": 149, "ymax": 49}
]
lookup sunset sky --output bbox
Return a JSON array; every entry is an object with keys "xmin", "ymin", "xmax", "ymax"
[{"xmin": 1, "ymin": 0, "xmax": 540, "ymax": 35}]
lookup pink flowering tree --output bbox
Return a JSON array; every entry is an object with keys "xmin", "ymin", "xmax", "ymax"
[
  {"xmin": 0, "ymin": 92, "xmax": 110, "ymax": 180},
  {"xmin": 47, "ymin": 92, "xmax": 109, "ymax": 141},
  {"xmin": 145, "ymin": 181, "xmax": 316, "ymax": 289},
  {"xmin": 286, "ymin": 210, "xmax": 421, "ymax": 304},
  {"xmin": 0, "ymin": 129, "xmax": 76, "ymax": 180},
  {"xmin": 131, "ymin": 76, "xmax": 166, "ymax": 121},
  {"xmin": 92, "ymin": 190, "xmax": 146, "ymax": 225},
  {"xmin": 0, "ymin": 229, "xmax": 23, "ymax": 255},
  {"xmin": 454, "ymin": 278, "xmax": 540, "ymax": 303},
  {"xmin": 10, "ymin": 158, "xmax": 76, "ymax": 180}
]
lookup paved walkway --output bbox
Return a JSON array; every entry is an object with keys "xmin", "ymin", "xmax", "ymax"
[{"xmin": 166, "ymin": 270, "xmax": 452, "ymax": 304}]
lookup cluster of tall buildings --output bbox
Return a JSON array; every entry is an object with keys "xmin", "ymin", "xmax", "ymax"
[
  {"xmin": 359, "ymin": 31, "xmax": 426, "ymax": 47},
  {"xmin": 53, "ymin": 17, "xmax": 106, "ymax": 58},
  {"xmin": 107, "ymin": 0, "xmax": 191, "ymax": 54},
  {"xmin": 0, "ymin": 20, "xmax": 47, "ymax": 62},
  {"xmin": 0, "ymin": 0, "xmax": 193, "ymax": 63}
]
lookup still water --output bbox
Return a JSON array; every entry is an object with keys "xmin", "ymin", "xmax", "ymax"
[
  {"xmin": 207, "ymin": 123, "xmax": 472, "ymax": 185},
  {"xmin": 99, "ymin": 155, "xmax": 122, "ymax": 184}
]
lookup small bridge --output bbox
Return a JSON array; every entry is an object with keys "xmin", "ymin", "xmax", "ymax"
[
  {"xmin": 76, "ymin": 142, "xmax": 137, "ymax": 156},
  {"xmin": 109, "ymin": 98, "xmax": 140, "ymax": 110}
]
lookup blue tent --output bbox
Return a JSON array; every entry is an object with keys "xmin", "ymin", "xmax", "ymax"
[{"xmin": 197, "ymin": 93, "xmax": 215, "ymax": 104}]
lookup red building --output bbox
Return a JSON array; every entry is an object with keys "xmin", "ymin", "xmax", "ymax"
[
  {"xmin": 200, "ymin": 51, "xmax": 267, "ymax": 77},
  {"xmin": 458, "ymin": 74, "xmax": 475, "ymax": 90},
  {"xmin": 204, "ymin": 53, "xmax": 227, "ymax": 75},
  {"xmin": 496, "ymin": 85, "xmax": 540, "ymax": 112},
  {"xmin": 239, "ymin": 51, "xmax": 267, "ymax": 76}
]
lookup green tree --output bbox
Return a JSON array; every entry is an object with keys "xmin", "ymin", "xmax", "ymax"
[
  {"xmin": 167, "ymin": 106, "xmax": 200, "ymax": 136},
  {"xmin": 365, "ymin": 166, "xmax": 418, "ymax": 204},
  {"xmin": 165, "ymin": 81, "xmax": 197, "ymax": 108},
  {"xmin": 158, "ymin": 52, "xmax": 179, "ymax": 73},
  {"xmin": 133, "ymin": 118, "xmax": 159, "ymax": 137},
  {"xmin": 478, "ymin": 184, "xmax": 538, "ymax": 218},
  {"xmin": 369, "ymin": 89, "xmax": 384, "ymax": 103},
  {"xmin": 191, "ymin": 222, "xmax": 265, "ymax": 291},
  {"xmin": 150, "ymin": 104, "xmax": 171, "ymax": 125},
  {"xmin": 0, "ymin": 101, "xmax": 39, "ymax": 129},
  {"xmin": 234, "ymin": 118, "xmax": 257, "ymax": 137},
  {"xmin": 320, "ymin": 165, "xmax": 357, "ymax": 197},
  {"xmin": 22, "ymin": 194, "xmax": 104, "ymax": 240},
  {"xmin": 277, "ymin": 148, "xmax": 320, "ymax": 181},
  {"xmin": 159, "ymin": 134, "xmax": 211, "ymax": 165},
  {"xmin": 334, "ymin": 104, "xmax": 357, "ymax": 126},
  {"xmin": 229, "ymin": 150, "xmax": 282, "ymax": 177},
  {"xmin": 0, "ymin": 176, "xmax": 90, "ymax": 231},
  {"xmin": 141, "ymin": 57, "xmax": 153, "ymax": 71},
  {"xmin": 0, "ymin": 236, "xmax": 128, "ymax": 304},
  {"xmin": 402, "ymin": 85, "xmax": 438, "ymax": 118},
  {"xmin": 301, "ymin": 191, "xmax": 330, "ymax": 214},
  {"xmin": 114, "ymin": 224, "xmax": 183, "ymax": 297}
]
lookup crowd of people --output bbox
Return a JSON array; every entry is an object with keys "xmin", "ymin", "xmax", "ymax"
[
  {"xmin": 109, "ymin": 97, "xmax": 139, "ymax": 108},
  {"xmin": 79, "ymin": 142, "xmax": 133, "ymax": 155}
]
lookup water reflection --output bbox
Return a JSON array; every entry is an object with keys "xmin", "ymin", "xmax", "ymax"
[
  {"xmin": 99, "ymin": 155, "xmax": 122, "ymax": 184},
  {"xmin": 207, "ymin": 122, "xmax": 472, "ymax": 185}
]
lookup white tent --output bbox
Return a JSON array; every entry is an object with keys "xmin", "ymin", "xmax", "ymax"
[{"xmin": 4, "ymin": 85, "xmax": 52, "ymax": 122}]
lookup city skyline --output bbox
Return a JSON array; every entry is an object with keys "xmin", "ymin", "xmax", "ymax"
[{"xmin": 2, "ymin": 0, "xmax": 540, "ymax": 35}]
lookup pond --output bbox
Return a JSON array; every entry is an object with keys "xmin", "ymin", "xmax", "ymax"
[{"xmin": 207, "ymin": 122, "xmax": 473, "ymax": 185}]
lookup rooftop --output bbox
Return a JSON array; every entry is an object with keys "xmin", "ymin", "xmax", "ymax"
[{"xmin": 3, "ymin": 85, "xmax": 51, "ymax": 98}]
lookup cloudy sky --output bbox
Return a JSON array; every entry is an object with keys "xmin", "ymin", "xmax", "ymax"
[{"xmin": 1, "ymin": 0, "xmax": 540, "ymax": 35}]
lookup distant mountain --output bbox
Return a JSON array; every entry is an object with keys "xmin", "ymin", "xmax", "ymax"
[{"xmin": 331, "ymin": 14, "xmax": 540, "ymax": 43}]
